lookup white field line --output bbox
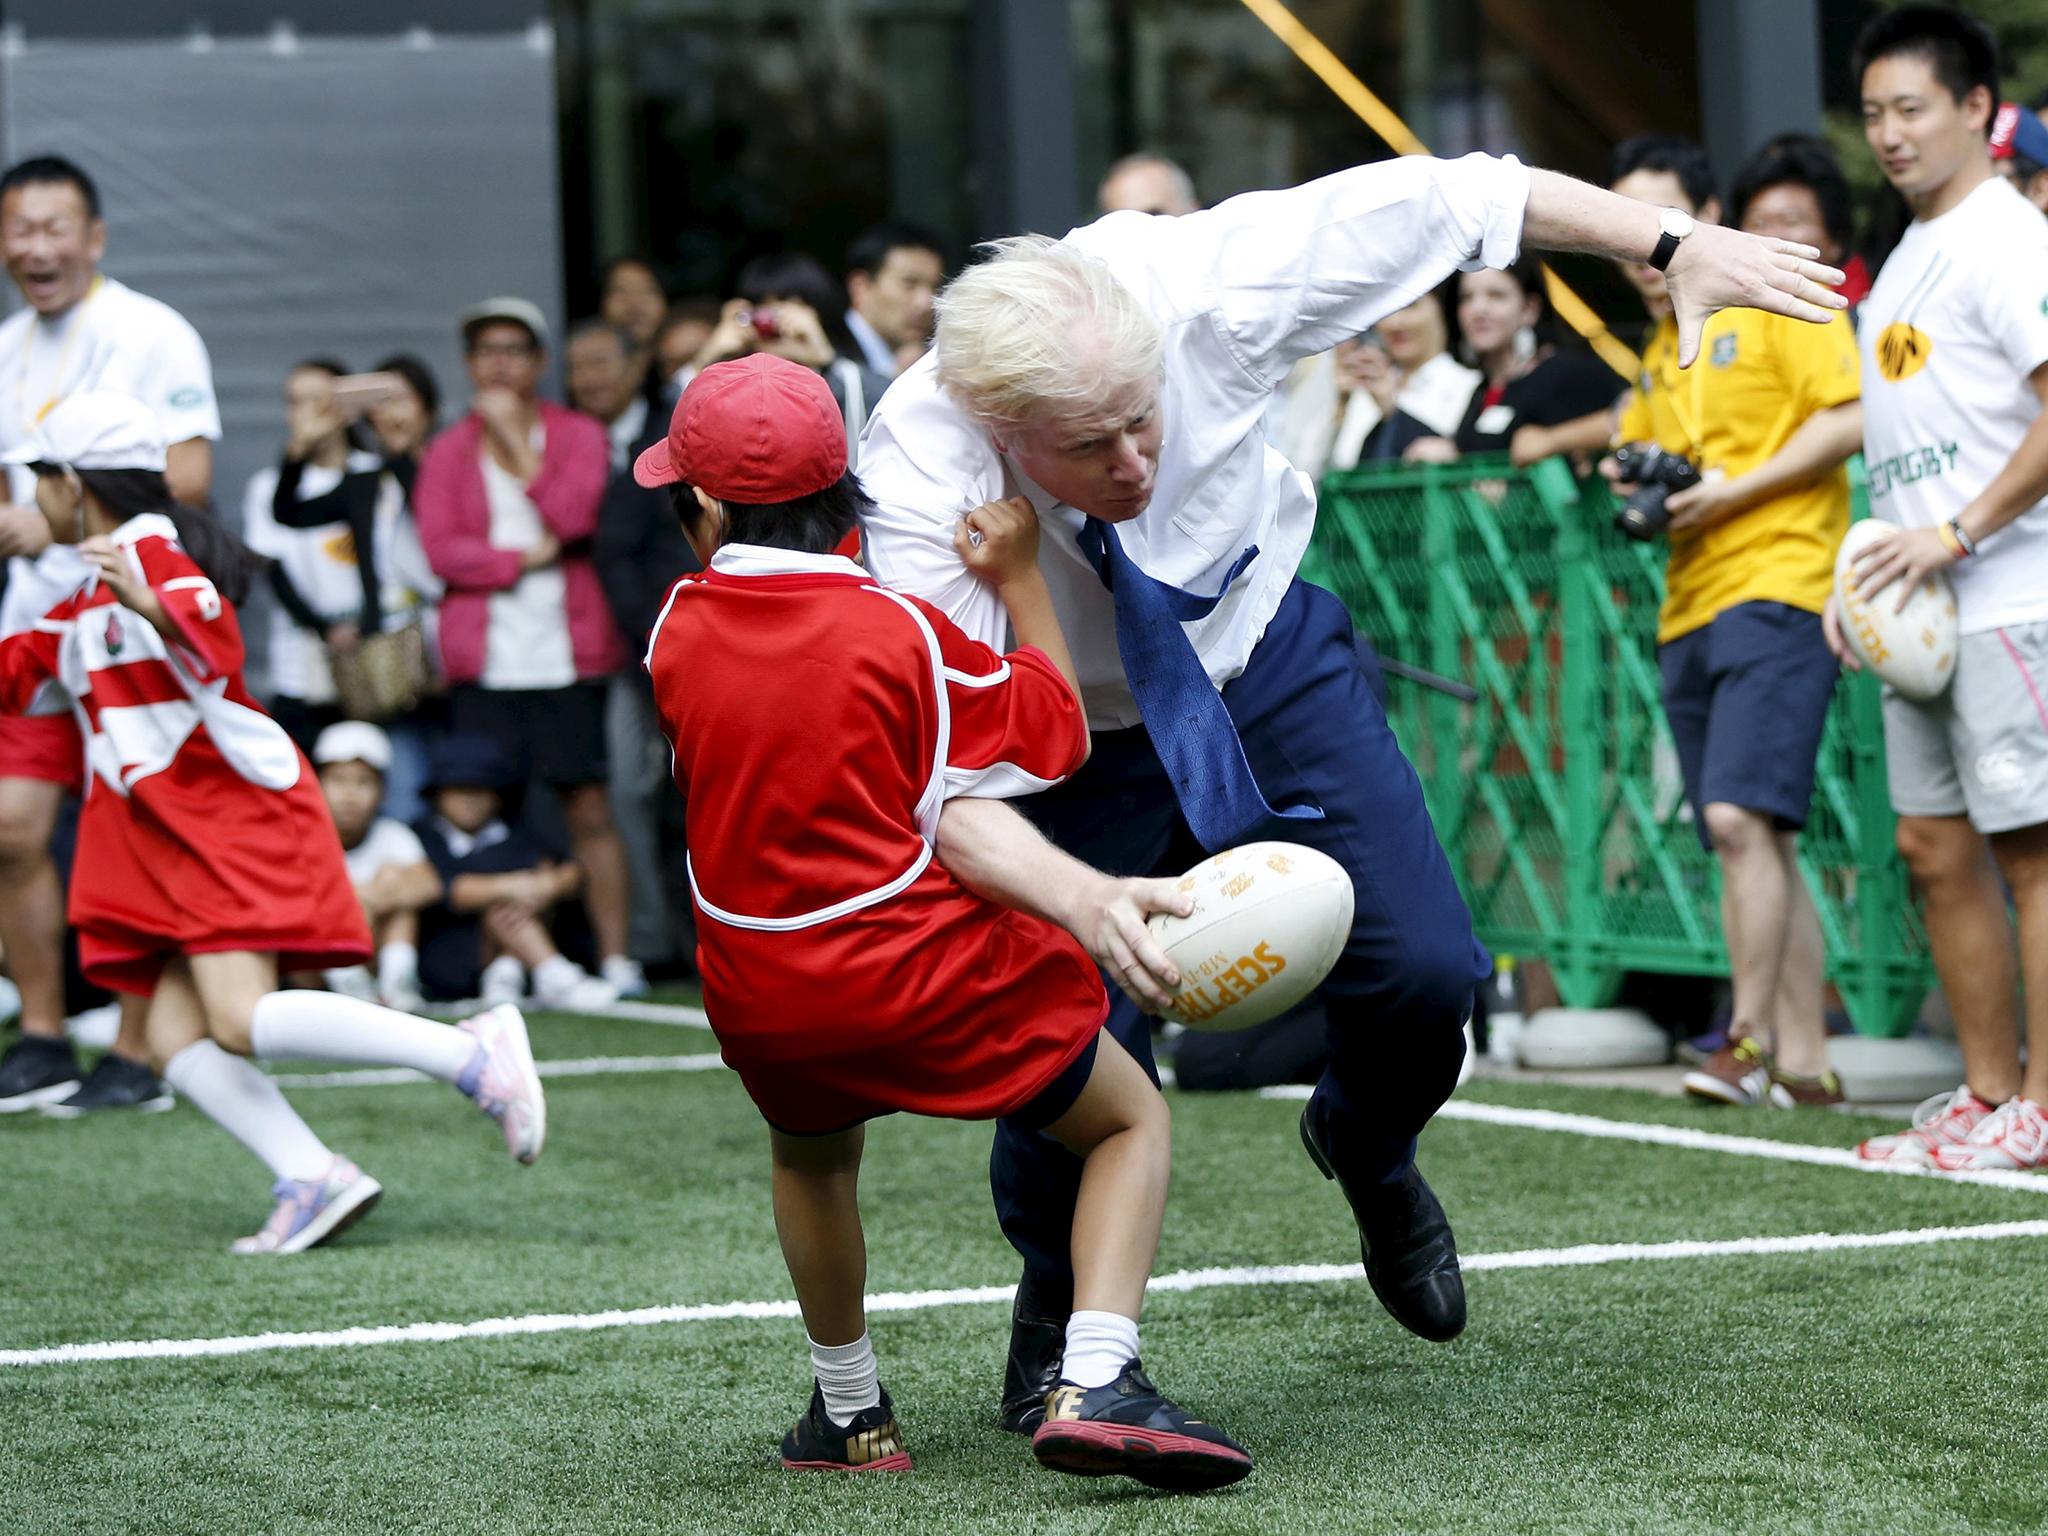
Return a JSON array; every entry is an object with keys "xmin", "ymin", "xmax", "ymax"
[
  {"xmin": 577, "ymin": 1000, "xmax": 711, "ymax": 1029},
  {"xmin": 9, "ymin": 1218, "xmax": 2047, "ymax": 1369},
  {"xmin": 269, "ymin": 1054, "xmax": 727, "ymax": 1090},
  {"xmin": 1259, "ymin": 1086, "xmax": 2048, "ymax": 1198}
]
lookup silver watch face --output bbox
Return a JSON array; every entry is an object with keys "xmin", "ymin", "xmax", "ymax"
[{"xmin": 1660, "ymin": 208, "xmax": 1695, "ymax": 240}]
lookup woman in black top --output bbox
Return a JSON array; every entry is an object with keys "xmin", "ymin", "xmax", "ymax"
[{"xmin": 1408, "ymin": 257, "xmax": 1625, "ymax": 463}]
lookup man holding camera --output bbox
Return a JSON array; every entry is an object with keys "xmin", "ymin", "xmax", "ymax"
[{"xmin": 1604, "ymin": 135, "xmax": 1863, "ymax": 1108}]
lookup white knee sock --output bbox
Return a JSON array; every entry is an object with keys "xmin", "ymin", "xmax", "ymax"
[
  {"xmin": 248, "ymin": 990, "xmax": 477, "ymax": 1083},
  {"xmin": 1062, "ymin": 1310, "xmax": 1140, "ymax": 1389},
  {"xmin": 808, "ymin": 1332, "xmax": 882, "ymax": 1425},
  {"xmin": 376, "ymin": 941, "xmax": 420, "ymax": 995},
  {"xmin": 163, "ymin": 1039, "xmax": 333, "ymax": 1183}
]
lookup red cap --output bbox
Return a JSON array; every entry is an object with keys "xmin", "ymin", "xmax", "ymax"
[{"xmin": 632, "ymin": 353, "xmax": 847, "ymax": 502}]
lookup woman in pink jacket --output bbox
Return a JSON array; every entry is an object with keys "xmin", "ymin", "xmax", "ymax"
[{"xmin": 413, "ymin": 297, "xmax": 637, "ymax": 1008}]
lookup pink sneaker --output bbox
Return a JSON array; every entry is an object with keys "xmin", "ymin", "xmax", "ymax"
[
  {"xmin": 231, "ymin": 1158, "xmax": 382, "ymax": 1255},
  {"xmin": 1855, "ymin": 1086, "xmax": 1997, "ymax": 1166},
  {"xmin": 1930, "ymin": 1097, "xmax": 2048, "ymax": 1172},
  {"xmin": 457, "ymin": 1004, "xmax": 547, "ymax": 1164}
]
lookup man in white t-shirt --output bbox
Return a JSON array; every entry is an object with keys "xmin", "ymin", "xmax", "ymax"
[
  {"xmin": 313, "ymin": 723, "xmax": 441, "ymax": 1012},
  {"xmin": 0, "ymin": 155, "xmax": 219, "ymax": 1114},
  {"xmin": 1830, "ymin": 6, "xmax": 2048, "ymax": 1171}
]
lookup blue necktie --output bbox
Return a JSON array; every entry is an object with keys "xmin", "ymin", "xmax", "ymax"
[{"xmin": 1075, "ymin": 518, "xmax": 1322, "ymax": 851}]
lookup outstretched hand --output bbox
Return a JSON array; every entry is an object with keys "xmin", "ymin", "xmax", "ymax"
[{"xmin": 1665, "ymin": 225, "xmax": 1846, "ymax": 368}]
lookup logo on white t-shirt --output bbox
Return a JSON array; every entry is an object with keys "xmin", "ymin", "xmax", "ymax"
[{"xmin": 1875, "ymin": 323, "xmax": 1932, "ymax": 383}]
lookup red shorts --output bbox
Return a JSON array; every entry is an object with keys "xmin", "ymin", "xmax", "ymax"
[
  {"xmin": 0, "ymin": 712, "xmax": 83, "ymax": 793},
  {"xmin": 701, "ymin": 886, "xmax": 1109, "ymax": 1136}
]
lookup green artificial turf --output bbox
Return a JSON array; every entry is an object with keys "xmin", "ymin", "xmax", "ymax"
[{"xmin": 4, "ymin": 1016, "xmax": 2044, "ymax": 1536}]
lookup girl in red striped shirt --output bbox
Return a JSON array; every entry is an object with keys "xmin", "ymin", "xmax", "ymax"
[{"xmin": 0, "ymin": 393, "xmax": 547, "ymax": 1254}]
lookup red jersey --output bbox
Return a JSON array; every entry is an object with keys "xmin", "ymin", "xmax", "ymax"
[
  {"xmin": 0, "ymin": 514, "xmax": 369, "ymax": 993},
  {"xmin": 645, "ymin": 543, "xmax": 1105, "ymax": 1133}
]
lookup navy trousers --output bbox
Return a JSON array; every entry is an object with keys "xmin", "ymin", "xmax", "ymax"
[{"xmin": 994, "ymin": 577, "xmax": 1487, "ymax": 1290}]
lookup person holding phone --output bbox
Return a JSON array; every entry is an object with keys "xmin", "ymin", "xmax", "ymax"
[
  {"xmin": 690, "ymin": 253, "xmax": 891, "ymax": 465},
  {"xmin": 244, "ymin": 359, "xmax": 444, "ymax": 821}
]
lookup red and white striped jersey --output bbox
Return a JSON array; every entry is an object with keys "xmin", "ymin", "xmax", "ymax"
[
  {"xmin": 0, "ymin": 513, "xmax": 368, "ymax": 993},
  {"xmin": 0, "ymin": 513, "xmax": 301, "ymax": 799}
]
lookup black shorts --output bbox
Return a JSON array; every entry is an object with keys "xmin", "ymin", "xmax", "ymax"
[
  {"xmin": 1657, "ymin": 601, "xmax": 1840, "ymax": 851},
  {"xmin": 450, "ymin": 682, "xmax": 609, "ymax": 789}
]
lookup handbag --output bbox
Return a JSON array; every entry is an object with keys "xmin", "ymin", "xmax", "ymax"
[{"xmin": 329, "ymin": 617, "xmax": 434, "ymax": 723}]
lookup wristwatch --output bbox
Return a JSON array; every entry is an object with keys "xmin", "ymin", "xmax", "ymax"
[{"xmin": 1648, "ymin": 207, "xmax": 1694, "ymax": 272}]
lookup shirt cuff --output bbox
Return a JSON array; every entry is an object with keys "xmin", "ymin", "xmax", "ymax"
[{"xmin": 1448, "ymin": 152, "xmax": 1531, "ymax": 273}]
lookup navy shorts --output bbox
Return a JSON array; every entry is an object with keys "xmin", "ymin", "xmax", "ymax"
[{"xmin": 1657, "ymin": 601, "xmax": 1838, "ymax": 850}]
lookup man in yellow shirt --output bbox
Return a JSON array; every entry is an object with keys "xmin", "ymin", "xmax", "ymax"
[{"xmin": 1604, "ymin": 135, "xmax": 1864, "ymax": 1109}]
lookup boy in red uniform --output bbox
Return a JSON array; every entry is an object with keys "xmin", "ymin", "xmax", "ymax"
[
  {"xmin": 0, "ymin": 394, "xmax": 547, "ymax": 1254},
  {"xmin": 637, "ymin": 354, "xmax": 1251, "ymax": 1490}
]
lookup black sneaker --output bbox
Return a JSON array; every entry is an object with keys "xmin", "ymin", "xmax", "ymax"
[
  {"xmin": 1032, "ymin": 1360, "xmax": 1252, "ymax": 1491},
  {"xmin": 0, "ymin": 1035, "xmax": 81, "ymax": 1113},
  {"xmin": 42, "ymin": 1054, "xmax": 174, "ymax": 1118},
  {"xmin": 1301, "ymin": 1103, "xmax": 1466, "ymax": 1342},
  {"xmin": 997, "ymin": 1266, "xmax": 1070, "ymax": 1434},
  {"xmin": 779, "ymin": 1382, "xmax": 912, "ymax": 1473}
]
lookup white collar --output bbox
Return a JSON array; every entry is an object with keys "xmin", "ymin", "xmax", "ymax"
[
  {"xmin": 109, "ymin": 512, "xmax": 179, "ymax": 549},
  {"xmin": 610, "ymin": 395, "xmax": 649, "ymax": 445},
  {"xmin": 845, "ymin": 309, "xmax": 897, "ymax": 376},
  {"xmin": 709, "ymin": 543, "xmax": 865, "ymax": 578},
  {"xmin": 434, "ymin": 815, "xmax": 509, "ymax": 859}
]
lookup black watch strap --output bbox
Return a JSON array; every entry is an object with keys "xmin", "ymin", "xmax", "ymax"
[{"xmin": 1649, "ymin": 229, "xmax": 1682, "ymax": 272}]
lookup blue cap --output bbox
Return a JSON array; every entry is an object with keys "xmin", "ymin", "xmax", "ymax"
[
  {"xmin": 1991, "ymin": 103, "xmax": 2048, "ymax": 168},
  {"xmin": 423, "ymin": 734, "xmax": 513, "ymax": 792}
]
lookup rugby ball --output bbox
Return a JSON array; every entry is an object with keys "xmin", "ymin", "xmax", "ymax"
[
  {"xmin": 1147, "ymin": 842, "xmax": 1353, "ymax": 1032},
  {"xmin": 1833, "ymin": 521, "xmax": 1957, "ymax": 702}
]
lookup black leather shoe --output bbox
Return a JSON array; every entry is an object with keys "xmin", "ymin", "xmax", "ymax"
[
  {"xmin": 996, "ymin": 1269, "xmax": 1070, "ymax": 1433},
  {"xmin": 1300, "ymin": 1104, "xmax": 1466, "ymax": 1342}
]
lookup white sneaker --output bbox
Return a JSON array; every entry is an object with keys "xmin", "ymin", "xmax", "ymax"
[
  {"xmin": 533, "ymin": 960, "xmax": 619, "ymax": 1012},
  {"xmin": 324, "ymin": 965, "xmax": 381, "ymax": 1004},
  {"xmin": 231, "ymin": 1158, "xmax": 383, "ymax": 1255},
  {"xmin": 1930, "ymin": 1097, "xmax": 2048, "ymax": 1172},
  {"xmin": 601, "ymin": 955, "xmax": 650, "ymax": 999},
  {"xmin": 380, "ymin": 978, "xmax": 427, "ymax": 1014},
  {"xmin": 479, "ymin": 956, "xmax": 527, "ymax": 1008},
  {"xmin": 1856, "ymin": 1085, "xmax": 1998, "ymax": 1166},
  {"xmin": 456, "ymin": 1003, "xmax": 547, "ymax": 1164}
]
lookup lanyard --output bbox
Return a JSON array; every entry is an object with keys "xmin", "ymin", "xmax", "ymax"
[
  {"xmin": 16, "ymin": 274, "xmax": 105, "ymax": 431},
  {"xmin": 1647, "ymin": 315, "xmax": 1707, "ymax": 459}
]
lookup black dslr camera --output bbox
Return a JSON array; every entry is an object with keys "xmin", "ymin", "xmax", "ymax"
[{"xmin": 1609, "ymin": 443, "xmax": 1701, "ymax": 542}]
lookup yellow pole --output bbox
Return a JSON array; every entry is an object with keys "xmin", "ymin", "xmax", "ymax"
[{"xmin": 1236, "ymin": 0, "xmax": 1639, "ymax": 381}]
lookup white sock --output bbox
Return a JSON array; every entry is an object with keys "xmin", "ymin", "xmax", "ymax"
[
  {"xmin": 1062, "ymin": 1309, "xmax": 1139, "ymax": 1390},
  {"xmin": 163, "ymin": 1039, "xmax": 333, "ymax": 1182},
  {"xmin": 377, "ymin": 942, "xmax": 420, "ymax": 995},
  {"xmin": 808, "ymin": 1332, "xmax": 881, "ymax": 1426},
  {"xmin": 249, "ymin": 990, "xmax": 476, "ymax": 1084}
]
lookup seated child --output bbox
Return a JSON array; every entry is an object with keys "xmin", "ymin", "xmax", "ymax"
[
  {"xmin": 412, "ymin": 736, "xmax": 618, "ymax": 1011},
  {"xmin": 637, "ymin": 354, "xmax": 1250, "ymax": 1490},
  {"xmin": 313, "ymin": 721, "xmax": 440, "ymax": 1011}
]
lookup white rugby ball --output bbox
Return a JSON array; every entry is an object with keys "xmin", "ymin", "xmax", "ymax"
[
  {"xmin": 1147, "ymin": 841, "xmax": 1353, "ymax": 1032},
  {"xmin": 1834, "ymin": 520, "xmax": 1957, "ymax": 702}
]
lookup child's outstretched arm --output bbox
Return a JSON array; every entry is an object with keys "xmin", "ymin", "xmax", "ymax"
[{"xmin": 953, "ymin": 496, "xmax": 1083, "ymax": 712}]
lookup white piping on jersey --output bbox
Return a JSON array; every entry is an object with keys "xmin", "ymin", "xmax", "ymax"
[
  {"xmin": 654, "ymin": 553, "xmax": 1045, "ymax": 933},
  {"xmin": 943, "ymin": 659, "xmax": 1011, "ymax": 688},
  {"xmin": 676, "ymin": 574, "xmax": 964, "ymax": 933},
  {"xmin": 942, "ymin": 759, "xmax": 1063, "ymax": 802},
  {"xmin": 860, "ymin": 583, "xmax": 951, "ymax": 845},
  {"xmin": 686, "ymin": 840, "xmax": 936, "ymax": 933}
]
